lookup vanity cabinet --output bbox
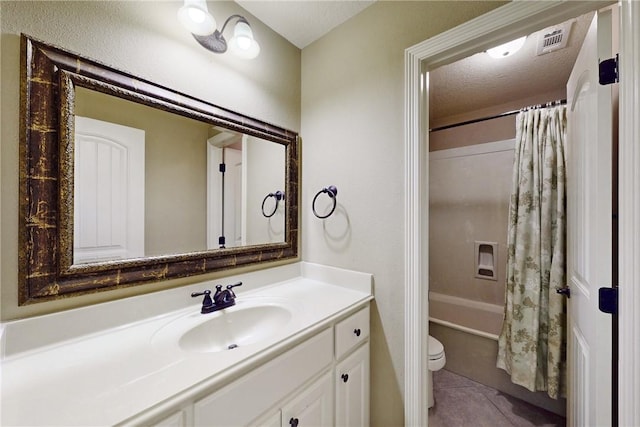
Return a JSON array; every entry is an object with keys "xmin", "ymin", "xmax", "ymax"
[
  {"xmin": 193, "ymin": 329, "xmax": 333, "ymax": 426},
  {"xmin": 1, "ymin": 263, "xmax": 373, "ymax": 427},
  {"xmin": 147, "ymin": 306, "xmax": 371, "ymax": 427}
]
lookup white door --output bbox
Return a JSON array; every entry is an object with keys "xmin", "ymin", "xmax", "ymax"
[
  {"xmin": 74, "ymin": 116, "xmax": 145, "ymax": 264},
  {"xmin": 226, "ymin": 148, "xmax": 244, "ymax": 247},
  {"xmin": 207, "ymin": 143, "xmax": 243, "ymax": 249},
  {"xmin": 566, "ymin": 7, "xmax": 615, "ymax": 426}
]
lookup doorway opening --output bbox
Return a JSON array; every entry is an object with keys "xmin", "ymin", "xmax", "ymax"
[
  {"xmin": 402, "ymin": 1, "xmax": 640, "ymax": 425},
  {"xmin": 426, "ymin": 7, "xmax": 617, "ymax": 424}
]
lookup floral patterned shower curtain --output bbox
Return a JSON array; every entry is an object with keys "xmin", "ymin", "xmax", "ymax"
[{"xmin": 496, "ymin": 104, "xmax": 567, "ymax": 400}]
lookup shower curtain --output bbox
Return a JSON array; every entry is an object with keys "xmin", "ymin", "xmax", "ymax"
[{"xmin": 496, "ymin": 104, "xmax": 567, "ymax": 400}]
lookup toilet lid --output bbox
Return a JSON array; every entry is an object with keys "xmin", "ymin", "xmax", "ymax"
[{"xmin": 428, "ymin": 336, "xmax": 444, "ymax": 360}]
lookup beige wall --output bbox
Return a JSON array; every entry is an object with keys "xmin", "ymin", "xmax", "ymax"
[
  {"xmin": 300, "ymin": 2, "xmax": 506, "ymax": 425},
  {"xmin": 0, "ymin": 0, "xmax": 300, "ymax": 319}
]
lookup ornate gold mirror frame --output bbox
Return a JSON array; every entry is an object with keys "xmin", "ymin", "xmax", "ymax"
[{"xmin": 18, "ymin": 34, "xmax": 299, "ymax": 304}]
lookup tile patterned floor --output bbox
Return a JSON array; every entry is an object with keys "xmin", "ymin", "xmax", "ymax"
[{"xmin": 428, "ymin": 369, "xmax": 566, "ymax": 427}]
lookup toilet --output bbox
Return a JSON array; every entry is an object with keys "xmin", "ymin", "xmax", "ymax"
[{"xmin": 428, "ymin": 335, "xmax": 446, "ymax": 408}]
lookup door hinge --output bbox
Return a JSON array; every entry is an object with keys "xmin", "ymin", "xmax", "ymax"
[
  {"xmin": 598, "ymin": 287, "xmax": 618, "ymax": 315},
  {"xmin": 599, "ymin": 54, "xmax": 619, "ymax": 85},
  {"xmin": 219, "ymin": 163, "xmax": 226, "ymax": 173}
]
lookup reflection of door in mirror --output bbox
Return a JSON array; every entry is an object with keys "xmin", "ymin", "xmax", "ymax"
[
  {"xmin": 73, "ymin": 117, "xmax": 145, "ymax": 264},
  {"xmin": 207, "ymin": 131, "xmax": 244, "ymax": 249}
]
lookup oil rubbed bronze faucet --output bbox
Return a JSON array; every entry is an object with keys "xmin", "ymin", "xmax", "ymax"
[{"xmin": 191, "ymin": 282, "xmax": 243, "ymax": 314}]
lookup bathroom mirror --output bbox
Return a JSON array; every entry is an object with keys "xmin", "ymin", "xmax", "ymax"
[
  {"xmin": 72, "ymin": 87, "xmax": 287, "ymax": 262},
  {"xmin": 18, "ymin": 35, "xmax": 299, "ymax": 304}
]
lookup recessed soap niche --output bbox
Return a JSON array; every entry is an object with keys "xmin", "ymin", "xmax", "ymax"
[{"xmin": 475, "ymin": 241, "xmax": 498, "ymax": 281}]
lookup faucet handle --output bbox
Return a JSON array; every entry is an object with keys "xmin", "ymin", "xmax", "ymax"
[
  {"xmin": 226, "ymin": 281, "xmax": 243, "ymax": 290},
  {"xmin": 191, "ymin": 290, "xmax": 214, "ymax": 313},
  {"xmin": 191, "ymin": 289, "xmax": 211, "ymax": 298},
  {"xmin": 225, "ymin": 281, "xmax": 242, "ymax": 297}
]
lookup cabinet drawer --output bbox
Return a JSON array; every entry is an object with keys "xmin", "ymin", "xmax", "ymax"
[{"xmin": 335, "ymin": 306, "xmax": 369, "ymax": 360}]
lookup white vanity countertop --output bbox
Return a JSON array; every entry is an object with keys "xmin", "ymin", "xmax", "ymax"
[{"xmin": 0, "ymin": 262, "xmax": 373, "ymax": 426}]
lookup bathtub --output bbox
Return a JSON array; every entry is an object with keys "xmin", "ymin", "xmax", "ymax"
[{"xmin": 428, "ymin": 291, "xmax": 503, "ymax": 340}]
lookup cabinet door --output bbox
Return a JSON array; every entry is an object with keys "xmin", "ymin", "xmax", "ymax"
[
  {"xmin": 335, "ymin": 343, "xmax": 369, "ymax": 427},
  {"xmin": 281, "ymin": 372, "xmax": 333, "ymax": 427},
  {"xmin": 193, "ymin": 329, "xmax": 333, "ymax": 426}
]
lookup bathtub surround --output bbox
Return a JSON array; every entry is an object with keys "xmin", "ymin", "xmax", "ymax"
[{"xmin": 429, "ymin": 140, "xmax": 514, "ymax": 315}]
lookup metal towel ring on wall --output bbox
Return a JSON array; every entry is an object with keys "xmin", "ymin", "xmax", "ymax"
[
  {"xmin": 261, "ymin": 191, "xmax": 285, "ymax": 218},
  {"xmin": 312, "ymin": 185, "xmax": 338, "ymax": 219}
]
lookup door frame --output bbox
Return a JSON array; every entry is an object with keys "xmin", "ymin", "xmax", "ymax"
[{"xmin": 403, "ymin": 1, "xmax": 640, "ymax": 425}]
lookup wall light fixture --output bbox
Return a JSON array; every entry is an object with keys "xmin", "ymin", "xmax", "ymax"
[{"xmin": 178, "ymin": 0, "xmax": 260, "ymax": 59}]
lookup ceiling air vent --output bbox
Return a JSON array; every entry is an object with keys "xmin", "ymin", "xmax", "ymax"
[{"xmin": 536, "ymin": 20, "xmax": 574, "ymax": 56}]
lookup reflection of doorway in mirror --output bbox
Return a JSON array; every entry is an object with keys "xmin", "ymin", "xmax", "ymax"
[
  {"xmin": 73, "ymin": 117, "xmax": 145, "ymax": 264},
  {"xmin": 207, "ymin": 133, "xmax": 244, "ymax": 249}
]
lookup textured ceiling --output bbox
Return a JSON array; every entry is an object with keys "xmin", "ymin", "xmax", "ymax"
[
  {"xmin": 235, "ymin": 2, "xmax": 593, "ymax": 126},
  {"xmin": 236, "ymin": 0, "xmax": 376, "ymax": 49},
  {"xmin": 429, "ymin": 12, "xmax": 593, "ymax": 125}
]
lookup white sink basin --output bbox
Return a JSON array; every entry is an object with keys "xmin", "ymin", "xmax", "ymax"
[
  {"xmin": 152, "ymin": 299, "xmax": 294, "ymax": 353},
  {"xmin": 179, "ymin": 305, "xmax": 292, "ymax": 352}
]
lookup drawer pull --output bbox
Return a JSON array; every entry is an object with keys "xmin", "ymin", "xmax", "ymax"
[
  {"xmin": 353, "ymin": 328, "xmax": 361, "ymax": 337},
  {"xmin": 289, "ymin": 417, "xmax": 299, "ymax": 427},
  {"xmin": 341, "ymin": 373, "xmax": 349, "ymax": 383}
]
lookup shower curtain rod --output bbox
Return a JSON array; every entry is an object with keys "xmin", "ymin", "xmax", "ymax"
[{"xmin": 429, "ymin": 99, "xmax": 567, "ymax": 133}]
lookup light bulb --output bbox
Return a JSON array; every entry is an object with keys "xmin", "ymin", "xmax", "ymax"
[
  {"xmin": 236, "ymin": 35, "xmax": 252, "ymax": 51},
  {"xmin": 229, "ymin": 20, "xmax": 260, "ymax": 59},
  {"xmin": 188, "ymin": 8, "xmax": 206, "ymax": 24},
  {"xmin": 487, "ymin": 36, "xmax": 527, "ymax": 59},
  {"xmin": 177, "ymin": 0, "xmax": 216, "ymax": 36}
]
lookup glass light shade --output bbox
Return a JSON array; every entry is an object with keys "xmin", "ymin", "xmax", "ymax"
[
  {"xmin": 178, "ymin": 0, "xmax": 216, "ymax": 36},
  {"xmin": 229, "ymin": 21, "xmax": 260, "ymax": 59},
  {"xmin": 487, "ymin": 36, "xmax": 527, "ymax": 59}
]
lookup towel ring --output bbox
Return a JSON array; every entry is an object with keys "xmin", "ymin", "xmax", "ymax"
[
  {"xmin": 261, "ymin": 191, "xmax": 285, "ymax": 218},
  {"xmin": 312, "ymin": 186, "xmax": 338, "ymax": 219}
]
